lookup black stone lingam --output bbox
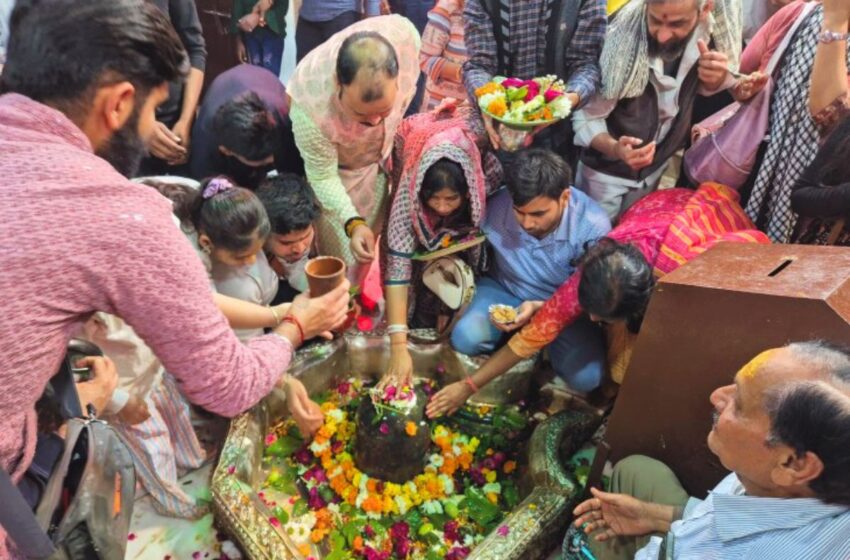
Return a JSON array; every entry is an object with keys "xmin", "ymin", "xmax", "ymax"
[{"xmin": 353, "ymin": 385, "xmax": 430, "ymax": 483}]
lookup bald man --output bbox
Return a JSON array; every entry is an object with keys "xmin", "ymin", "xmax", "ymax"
[
  {"xmin": 570, "ymin": 341, "xmax": 850, "ymax": 560},
  {"xmin": 287, "ymin": 15, "xmax": 420, "ymax": 285}
]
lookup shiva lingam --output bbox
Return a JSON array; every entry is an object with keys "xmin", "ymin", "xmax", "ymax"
[
  {"xmin": 211, "ymin": 331, "xmax": 600, "ymax": 560},
  {"xmin": 353, "ymin": 383, "xmax": 431, "ymax": 483}
]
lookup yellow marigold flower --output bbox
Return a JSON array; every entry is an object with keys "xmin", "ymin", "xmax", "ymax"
[
  {"xmin": 474, "ymin": 82, "xmax": 503, "ymax": 98},
  {"xmin": 487, "ymin": 98, "xmax": 507, "ymax": 117},
  {"xmin": 298, "ymin": 544, "xmax": 312, "ymax": 557},
  {"xmin": 485, "ymin": 470, "xmax": 498, "ymax": 484},
  {"xmin": 405, "ymin": 421, "xmax": 418, "ymax": 437},
  {"xmin": 486, "ymin": 492, "xmax": 499, "ymax": 504}
]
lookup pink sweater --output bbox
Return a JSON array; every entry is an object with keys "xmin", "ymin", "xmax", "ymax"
[{"xmin": 0, "ymin": 94, "xmax": 292, "ymax": 551}]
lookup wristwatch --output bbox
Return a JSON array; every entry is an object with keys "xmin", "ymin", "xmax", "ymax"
[{"xmin": 818, "ymin": 29, "xmax": 850, "ymax": 43}]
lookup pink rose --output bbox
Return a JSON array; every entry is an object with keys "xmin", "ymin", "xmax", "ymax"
[
  {"xmin": 544, "ymin": 89, "xmax": 563, "ymax": 103},
  {"xmin": 501, "ymin": 78, "xmax": 524, "ymax": 88},
  {"xmin": 379, "ymin": 422, "xmax": 390, "ymax": 435},
  {"xmin": 524, "ymin": 82, "xmax": 541, "ymax": 102}
]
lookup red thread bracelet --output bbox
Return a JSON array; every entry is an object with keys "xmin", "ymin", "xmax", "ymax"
[
  {"xmin": 464, "ymin": 376, "xmax": 479, "ymax": 394},
  {"xmin": 281, "ymin": 315, "xmax": 305, "ymax": 346}
]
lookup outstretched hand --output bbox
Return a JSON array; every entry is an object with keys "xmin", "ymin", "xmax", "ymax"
[
  {"xmin": 378, "ymin": 346, "xmax": 414, "ymax": 391},
  {"xmin": 573, "ymin": 487, "xmax": 668, "ymax": 541},
  {"xmin": 426, "ymin": 380, "xmax": 473, "ymax": 418}
]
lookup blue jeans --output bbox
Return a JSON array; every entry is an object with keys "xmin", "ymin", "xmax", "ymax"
[
  {"xmin": 244, "ymin": 27, "xmax": 284, "ymax": 77},
  {"xmin": 450, "ymin": 277, "xmax": 605, "ymax": 392}
]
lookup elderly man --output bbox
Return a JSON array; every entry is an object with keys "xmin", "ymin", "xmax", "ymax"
[
  {"xmin": 572, "ymin": 341, "xmax": 850, "ymax": 560},
  {"xmin": 463, "ymin": 0, "xmax": 607, "ymax": 156},
  {"xmin": 573, "ymin": 0, "xmax": 741, "ymax": 219},
  {"xmin": 287, "ymin": 15, "xmax": 420, "ymax": 284}
]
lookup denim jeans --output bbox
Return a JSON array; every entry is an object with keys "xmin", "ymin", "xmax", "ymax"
[
  {"xmin": 450, "ymin": 277, "xmax": 605, "ymax": 392},
  {"xmin": 244, "ymin": 26, "xmax": 284, "ymax": 77},
  {"xmin": 295, "ymin": 11, "xmax": 360, "ymax": 62}
]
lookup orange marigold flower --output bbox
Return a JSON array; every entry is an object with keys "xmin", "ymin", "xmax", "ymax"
[
  {"xmin": 405, "ymin": 421, "xmax": 418, "ymax": 437},
  {"xmin": 503, "ymin": 460, "xmax": 517, "ymax": 474},
  {"xmin": 474, "ymin": 82, "xmax": 503, "ymax": 98},
  {"xmin": 363, "ymin": 495, "xmax": 383, "ymax": 513},
  {"xmin": 542, "ymin": 107, "xmax": 553, "ymax": 120},
  {"xmin": 366, "ymin": 479, "xmax": 378, "ymax": 493},
  {"xmin": 298, "ymin": 544, "xmax": 312, "ymax": 557},
  {"xmin": 487, "ymin": 98, "xmax": 508, "ymax": 117},
  {"xmin": 457, "ymin": 452, "xmax": 473, "ymax": 470},
  {"xmin": 310, "ymin": 528, "xmax": 326, "ymax": 543},
  {"xmin": 486, "ymin": 492, "xmax": 499, "ymax": 504},
  {"xmin": 440, "ymin": 455, "xmax": 458, "ymax": 476},
  {"xmin": 353, "ymin": 536, "xmax": 364, "ymax": 551}
]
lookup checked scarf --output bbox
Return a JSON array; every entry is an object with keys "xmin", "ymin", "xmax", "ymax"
[{"xmin": 745, "ymin": 6, "xmax": 850, "ymax": 242}]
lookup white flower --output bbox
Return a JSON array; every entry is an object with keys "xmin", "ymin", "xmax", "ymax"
[
  {"xmin": 327, "ymin": 409, "xmax": 345, "ymax": 423},
  {"xmin": 395, "ymin": 495, "xmax": 411, "ymax": 515},
  {"xmin": 550, "ymin": 95, "xmax": 572, "ymax": 119},
  {"xmin": 429, "ymin": 454, "xmax": 444, "ymax": 468},
  {"xmin": 482, "ymin": 482, "xmax": 502, "ymax": 495},
  {"xmin": 438, "ymin": 475, "xmax": 455, "ymax": 495},
  {"xmin": 421, "ymin": 500, "xmax": 444, "ymax": 515},
  {"xmin": 309, "ymin": 440, "xmax": 329, "ymax": 454}
]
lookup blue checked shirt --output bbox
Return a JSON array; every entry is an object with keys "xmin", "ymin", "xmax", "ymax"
[
  {"xmin": 462, "ymin": 0, "xmax": 606, "ymax": 107},
  {"xmin": 637, "ymin": 473, "xmax": 850, "ymax": 560}
]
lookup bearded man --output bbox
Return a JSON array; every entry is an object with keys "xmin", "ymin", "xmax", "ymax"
[{"xmin": 572, "ymin": 0, "xmax": 742, "ymax": 219}]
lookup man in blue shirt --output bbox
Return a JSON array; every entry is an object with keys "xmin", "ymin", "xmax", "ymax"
[
  {"xmin": 450, "ymin": 148, "xmax": 611, "ymax": 393},
  {"xmin": 572, "ymin": 341, "xmax": 850, "ymax": 560}
]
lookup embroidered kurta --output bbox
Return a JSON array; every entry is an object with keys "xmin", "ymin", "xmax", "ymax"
[{"xmin": 288, "ymin": 15, "xmax": 421, "ymax": 270}]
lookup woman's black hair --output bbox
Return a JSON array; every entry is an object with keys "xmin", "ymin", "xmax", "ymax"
[
  {"xmin": 576, "ymin": 238, "xmax": 655, "ymax": 333},
  {"xmin": 419, "ymin": 158, "xmax": 470, "ymax": 205},
  {"xmin": 144, "ymin": 177, "xmax": 270, "ymax": 252}
]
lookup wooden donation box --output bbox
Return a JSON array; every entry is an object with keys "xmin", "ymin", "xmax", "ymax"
[{"xmin": 604, "ymin": 243, "xmax": 850, "ymax": 497}]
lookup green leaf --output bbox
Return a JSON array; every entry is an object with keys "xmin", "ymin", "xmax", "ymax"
[
  {"xmin": 506, "ymin": 86, "xmax": 528, "ymax": 102},
  {"xmin": 265, "ymin": 435, "xmax": 303, "ymax": 458},
  {"xmin": 319, "ymin": 485, "xmax": 336, "ymax": 504},
  {"xmin": 404, "ymin": 508, "xmax": 424, "ymax": 535},
  {"xmin": 330, "ymin": 530, "xmax": 346, "ymax": 551},
  {"xmin": 342, "ymin": 519, "xmax": 366, "ymax": 547},
  {"xmin": 463, "ymin": 487, "xmax": 501, "ymax": 527},
  {"xmin": 271, "ymin": 505, "xmax": 289, "ymax": 525},
  {"xmin": 292, "ymin": 499, "xmax": 310, "ymax": 518},
  {"xmin": 503, "ymin": 481, "xmax": 519, "ymax": 509}
]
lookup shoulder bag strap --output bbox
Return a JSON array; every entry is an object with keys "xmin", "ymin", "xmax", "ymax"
[
  {"xmin": 765, "ymin": 2, "xmax": 818, "ymax": 76},
  {"xmin": 0, "ymin": 468, "xmax": 56, "ymax": 559}
]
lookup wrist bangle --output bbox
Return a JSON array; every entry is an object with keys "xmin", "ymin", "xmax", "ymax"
[
  {"xmin": 281, "ymin": 315, "xmax": 305, "ymax": 346},
  {"xmin": 386, "ymin": 324, "xmax": 409, "ymax": 335},
  {"xmin": 344, "ymin": 217, "xmax": 367, "ymax": 238},
  {"xmin": 464, "ymin": 376, "xmax": 479, "ymax": 394},
  {"xmin": 269, "ymin": 306, "xmax": 282, "ymax": 326}
]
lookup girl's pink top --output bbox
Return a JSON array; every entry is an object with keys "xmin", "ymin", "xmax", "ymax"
[{"xmin": 0, "ymin": 94, "xmax": 292, "ymax": 554}]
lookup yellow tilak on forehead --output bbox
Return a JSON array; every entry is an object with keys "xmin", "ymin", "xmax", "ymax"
[{"xmin": 738, "ymin": 350, "xmax": 776, "ymax": 381}]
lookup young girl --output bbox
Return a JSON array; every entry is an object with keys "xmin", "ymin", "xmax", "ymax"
[
  {"xmin": 383, "ymin": 106, "xmax": 500, "ymax": 385},
  {"xmin": 80, "ymin": 176, "xmax": 326, "ymax": 518}
]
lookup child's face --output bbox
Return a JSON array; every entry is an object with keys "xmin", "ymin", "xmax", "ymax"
[
  {"xmin": 266, "ymin": 226, "xmax": 315, "ymax": 263},
  {"xmin": 426, "ymin": 187, "xmax": 465, "ymax": 218},
  {"xmin": 210, "ymin": 232, "xmax": 266, "ymax": 268}
]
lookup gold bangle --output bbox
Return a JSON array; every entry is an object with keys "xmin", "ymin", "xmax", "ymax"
[{"xmin": 269, "ymin": 306, "xmax": 281, "ymax": 326}]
